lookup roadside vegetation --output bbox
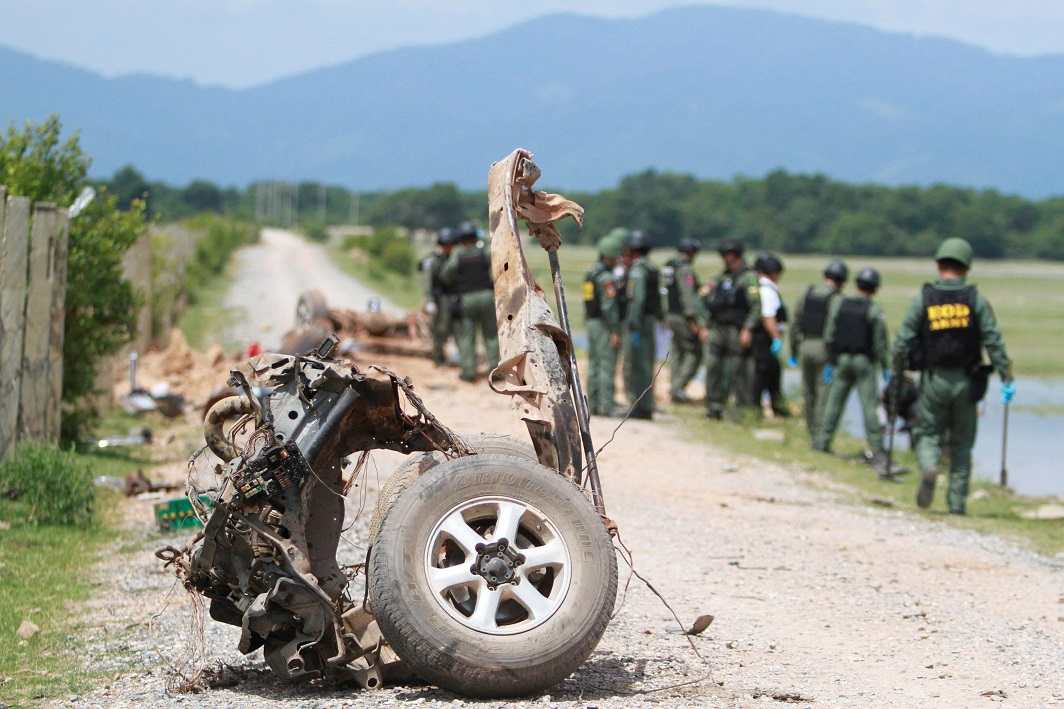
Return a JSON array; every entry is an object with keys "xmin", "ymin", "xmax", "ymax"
[
  {"xmin": 677, "ymin": 409, "xmax": 1064, "ymax": 556},
  {"xmin": 331, "ymin": 229, "xmax": 422, "ymax": 310},
  {"xmin": 0, "ymin": 442, "xmax": 148, "ymax": 704}
]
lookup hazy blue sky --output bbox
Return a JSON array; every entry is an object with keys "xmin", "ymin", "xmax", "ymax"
[{"xmin": 2, "ymin": 1, "xmax": 1062, "ymax": 87}]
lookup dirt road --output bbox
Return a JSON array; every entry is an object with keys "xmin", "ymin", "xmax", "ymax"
[
  {"xmin": 65, "ymin": 233, "xmax": 1064, "ymax": 708},
  {"xmin": 223, "ymin": 228, "xmax": 397, "ymax": 350}
]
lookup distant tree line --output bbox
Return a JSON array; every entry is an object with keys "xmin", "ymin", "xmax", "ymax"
[{"xmin": 100, "ymin": 166, "xmax": 1064, "ymax": 260}]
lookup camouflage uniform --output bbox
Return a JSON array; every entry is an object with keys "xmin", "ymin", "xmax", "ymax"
[
  {"xmin": 790, "ymin": 283, "xmax": 842, "ymax": 437},
  {"xmin": 623, "ymin": 252, "xmax": 661, "ymax": 419},
  {"xmin": 441, "ymin": 241, "xmax": 499, "ymax": 382},
  {"xmin": 702, "ymin": 263, "xmax": 760, "ymax": 417},
  {"xmin": 893, "ymin": 239, "xmax": 1012, "ymax": 514},
  {"xmin": 663, "ymin": 251, "xmax": 702, "ymax": 402},
  {"xmin": 583, "ymin": 236, "xmax": 625, "ymax": 416}
]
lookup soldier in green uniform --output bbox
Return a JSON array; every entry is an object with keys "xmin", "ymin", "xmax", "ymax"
[
  {"xmin": 663, "ymin": 239, "xmax": 703, "ymax": 403},
  {"xmin": 419, "ymin": 227, "xmax": 456, "ymax": 366},
  {"xmin": 622, "ymin": 230, "xmax": 661, "ymax": 420},
  {"xmin": 702, "ymin": 239, "xmax": 760, "ymax": 419},
  {"xmin": 789, "ymin": 260, "xmax": 848, "ymax": 439},
  {"xmin": 892, "ymin": 238, "xmax": 1014, "ymax": 514},
  {"xmin": 440, "ymin": 222, "xmax": 499, "ymax": 382},
  {"xmin": 583, "ymin": 234, "xmax": 624, "ymax": 416},
  {"xmin": 814, "ymin": 268, "xmax": 892, "ymax": 475}
]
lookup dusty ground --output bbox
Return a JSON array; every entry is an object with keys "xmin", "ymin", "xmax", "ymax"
[{"xmin": 57, "ymin": 232, "xmax": 1064, "ymax": 708}]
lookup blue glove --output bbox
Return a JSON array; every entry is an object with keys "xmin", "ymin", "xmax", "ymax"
[
  {"xmin": 882, "ymin": 370, "xmax": 892, "ymax": 385},
  {"xmin": 1001, "ymin": 381, "xmax": 1015, "ymax": 405},
  {"xmin": 629, "ymin": 331, "xmax": 641, "ymax": 348},
  {"xmin": 787, "ymin": 356, "xmax": 798, "ymax": 368},
  {"xmin": 770, "ymin": 338, "xmax": 783, "ymax": 355},
  {"xmin": 822, "ymin": 365, "xmax": 834, "ymax": 385}
]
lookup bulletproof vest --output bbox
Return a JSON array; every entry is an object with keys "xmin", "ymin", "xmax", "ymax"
[
  {"xmin": 919, "ymin": 284, "xmax": 980, "ymax": 369},
  {"xmin": 663, "ymin": 259, "xmax": 699, "ymax": 315},
  {"xmin": 454, "ymin": 247, "xmax": 492, "ymax": 294},
  {"xmin": 832, "ymin": 297, "xmax": 874, "ymax": 356},
  {"xmin": 798, "ymin": 286, "xmax": 831, "ymax": 338},
  {"xmin": 643, "ymin": 264, "xmax": 663, "ymax": 319},
  {"xmin": 705, "ymin": 267, "xmax": 750, "ymax": 326},
  {"xmin": 583, "ymin": 263, "xmax": 606, "ymax": 320}
]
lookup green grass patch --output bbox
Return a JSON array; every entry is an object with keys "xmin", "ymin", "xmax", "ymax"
[
  {"xmin": 177, "ymin": 260, "xmax": 241, "ymax": 350},
  {"xmin": 676, "ymin": 407, "xmax": 1064, "ymax": 555},
  {"xmin": 330, "ymin": 243, "xmax": 423, "ymax": 311},
  {"xmin": 0, "ymin": 443, "xmax": 142, "ymax": 704}
]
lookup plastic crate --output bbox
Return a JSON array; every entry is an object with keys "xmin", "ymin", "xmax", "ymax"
[{"xmin": 154, "ymin": 495, "xmax": 213, "ymax": 532}]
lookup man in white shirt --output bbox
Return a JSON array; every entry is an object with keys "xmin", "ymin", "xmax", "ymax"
[{"xmin": 751, "ymin": 253, "xmax": 789, "ymax": 417}]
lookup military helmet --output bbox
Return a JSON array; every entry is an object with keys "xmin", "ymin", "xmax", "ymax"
[
  {"xmin": 598, "ymin": 235, "xmax": 622, "ymax": 259},
  {"xmin": 436, "ymin": 227, "xmax": 454, "ymax": 246},
  {"xmin": 754, "ymin": 252, "xmax": 784, "ymax": 275},
  {"xmin": 456, "ymin": 221, "xmax": 479, "ymax": 241},
  {"xmin": 677, "ymin": 238, "xmax": 701, "ymax": 254},
  {"xmin": 823, "ymin": 259, "xmax": 849, "ymax": 283},
  {"xmin": 934, "ymin": 237, "xmax": 973, "ymax": 269},
  {"xmin": 625, "ymin": 229, "xmax": 652, "ymax": 252},
  {"xmin": 855, "ymin": 267, "xmax": 881, "ymax": 291},
  {"xmin": 717, "ymin": 238, "xmax": 744, "ymax": 256}
]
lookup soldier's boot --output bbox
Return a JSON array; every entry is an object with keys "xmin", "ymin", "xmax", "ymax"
[
  {"xmin": 705, "ymin": 405, "xmax": 723, "ymax": 420},
  {"xmin": 867, "ymin": 451, "xmax": 906, "ymax": 480},
  {"xmin": 671, "ymin": 391, "xmax": 691, "ymax": 404},
  {"xmin": 916, "ymin": 472, "xmax": 936, "ymax": 509}
]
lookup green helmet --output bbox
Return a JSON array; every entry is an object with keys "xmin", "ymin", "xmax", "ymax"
[
  {"xmin": 935, "ymin": 237, "xmax": 973, "ymax": 269},
  {"xmin": 598, "ymin": 235, "xmax": 622, "ymax": 259}
]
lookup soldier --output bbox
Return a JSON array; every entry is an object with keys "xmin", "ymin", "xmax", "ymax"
[
  {"xmin": 583, "ymin": 234, "xmax": 625, "ymax": 416},
  {"xmin": 440, "ymin": 221, "xmax": 499, "ymax": 382},
  {"xmin": 751, "ymin": 253, "xmax": 788, "ymax": 417},
  {"xmin": 702, "ymin": 239, "xmax": 760, "ymax": 419},
  {"xmin": 419, "ymin": 227, "xmax": 456, "ymax": 366},
  {"xmin": 814, "ymin": 267, "xmax": 893, "ymax": 476},
  {"xmin": 663, "ymin": 239, "xmax": 703, "ymax": 403},
  {"xmin": 892, "ymin": 238, "xmax": 1013, "ymax": 514},
  {"xmin": 622, "ymin": 230, "xmax": 662, "ymax": 420},
  {"xmin": 790, "ymin": 260, "xmax": 848, "ymax": 439}
]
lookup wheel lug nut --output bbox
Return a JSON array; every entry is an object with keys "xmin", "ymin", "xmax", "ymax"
[{"xmin": 475, "ymin": 543, "xmax": 485, "ymax": 552}]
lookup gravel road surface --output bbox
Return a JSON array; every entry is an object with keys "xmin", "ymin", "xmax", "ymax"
[
  {"xmin": 222, "ymin": 227, "xmax": 396, "ymax": 350},
  {"xmin": 59, "ymin": 233, "xmax": 1064, "ymax": 708}
]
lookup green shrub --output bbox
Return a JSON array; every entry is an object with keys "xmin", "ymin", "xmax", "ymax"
[
  {"xmin": 380, "ymin": 238, "xmax": 415, "ymax": 274},
  {"xmin": 0, "ymin": 444, "xmax": 95, "ymax": 527},
  {"xmin": 302, "ymin": 220, "xmax": 329, "ymax": 243},
  {"xmin": 184, "ymin": 214, "xmax": 259, "ymax": 301}
]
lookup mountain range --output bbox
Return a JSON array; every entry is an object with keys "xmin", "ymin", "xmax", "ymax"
[{"xmin": 2, "ymin": 6, "xmax": 1063, "ymax": 196}]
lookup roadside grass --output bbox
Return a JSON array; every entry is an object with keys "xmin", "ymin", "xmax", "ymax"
[
  {"xmin": 0, "ymin": 446, "xmax": 148, "ymax": 705},
  {"xmin": 0, "ymin": 404, "xmax": 176, "ymax": 704},
  {"xmin": 177, "ymin": 262, "xmax": 242, "ymax": 351},
  {"xmin": 329, "ymin": 244, "xmax": 423, "ymax": 311},
  {"xmin": 675, "ymin": 407, "xmax": 1064, "ymax": 556}
]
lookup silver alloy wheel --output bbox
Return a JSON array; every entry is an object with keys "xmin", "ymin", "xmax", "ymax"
[{"xmin": 423, "ymin": 495, "xmax": 572, "ymax": 635}]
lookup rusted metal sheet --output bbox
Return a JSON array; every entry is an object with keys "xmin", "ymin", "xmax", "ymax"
[{"xmin": 487, "ymin": 149, "xmax": 586, "ymax": 482}]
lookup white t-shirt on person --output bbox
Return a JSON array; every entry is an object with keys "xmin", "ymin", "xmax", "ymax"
[{"xmin": 759, "ymin": 275, "xmax": 782, "ymax": 318}]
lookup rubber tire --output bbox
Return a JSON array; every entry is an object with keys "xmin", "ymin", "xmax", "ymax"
[
  {"xmin": 368, "ymin": 454, "xmax": 616, "ymax": 698},
  {"xmin": 367, "ymin": 433, "xmax": 537, "ymax": 545},
  {"xmin": 295, "ymin": 289, "xmax": 329, "ymax": 326}
]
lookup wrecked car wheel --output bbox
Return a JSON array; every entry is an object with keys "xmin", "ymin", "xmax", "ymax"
[
  {"xmin": 367, "ymin": 433, "xmax": 537, "ymax": 545},
  {"xmin": 369, "ymin": 454, "xmax": 616, "ymax": 697},
  {"xmin": 295, "ymin": 289, "xmax": 329, "ymax": 326}
]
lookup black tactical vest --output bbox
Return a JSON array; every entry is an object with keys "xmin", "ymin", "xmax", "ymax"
[
  {"xmin": 799, "ymin": 286, "xmax": 831, "ymax": 338},
  {"xmin": 833, "ymin": 297, "xmax": 874, "ymax": 356},
  {"xmin": 643, "ymin": 264, "xmax": 664, "ymax": 319},
  {"xmin": 705, "ymin": 267, "xmax": 750, "ymax": 326},
  {"xmin": 583, "ymin": 263, "xmax": 605, "ymax": 320},
  {"xmin": 615, "ymin": 268, "xmax": 629, "ymax": 320},
  {"xmin": 454, "ymin": 248, "xmax": 493, "ymax": 294},
  {"xmin": 919, "ymin": 284, "xmax": 980, "ymax": 369},
  {"xmin": 664, "ymin": 259, "xmax": 699, "ymax": 315}
]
